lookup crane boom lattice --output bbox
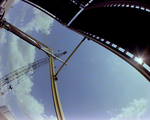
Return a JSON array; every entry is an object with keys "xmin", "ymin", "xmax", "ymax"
[
  {"xmin": 0, "ymin": 50, "xmax": 67, "ymax": 95},
  {"xmin": 0, "ymin": 57, "xmax": 50, "ymax": 93}
]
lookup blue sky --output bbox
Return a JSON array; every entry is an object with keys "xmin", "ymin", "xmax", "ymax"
[{"xmin": 0, "ymin": 0, "xmax": 150, "ymax": 120}]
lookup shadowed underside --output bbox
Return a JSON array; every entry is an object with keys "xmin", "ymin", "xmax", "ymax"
[
  {"xmin": 22, "ymin": 0, "xmax": 150, "ymax": 81},
  {"xmin": 72, "ymin": 5, "xmax": 150, "ymax": 63}
]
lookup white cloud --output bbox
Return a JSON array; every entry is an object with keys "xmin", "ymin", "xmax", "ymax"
[
  {"xmin": 0, "ymin": 96, "xmax": 6, "ymax": 106},
  {"xmin": 0, "ymin": 45, "xmax": 6, "ymax": 105},
  {"xmin": 7, "ymin": 34, "xmax": 35, "ymax": 71},
  {"xmin": 0, "ymin": 29, "xmax": 7, "ymax": 44},
  {"xmin": 21, "ymin": 4, "xmax": 30, "ymax": 22},
  {"xmin": 22, "ymin": 7, "xmax": 54, "ymax": 35},
  {"xmin": 7, "ymin": 33, "xmax": 56, "ymax": 120},
  {"xmin": 32, "ymin": 7, "xmax": 54, "ymax": 35},
  {"xmin": 13, "ymin": 0, "xmax": 20, "ymax": 5},
  {"xmin": 109, "ymin": 98, "xmax": 148, "ymax": 120},
  {"xmin": 43, "ymin": 115, "xmax": 57, "ymax": 120},
  {"xmin": 7, "ymin": 32, "xmax": 42, "ymax": 120},
  {"xmin": 13, "ymin": 82, "xmax": 45, "ymax": 120},
  {"xmin": 0, "ymin": 72, "xmax": 2, "ymax": 78},
  {"xmin": 6, "ymin": 3, "xmax": 55, "ymax": 120},
  {"xmin": 107, "ymin": 111, "xmax": 113, "ymax": 116},
  {"xmin": 11, "ymin": 76, "xmax": 57, "ymax": 120}
]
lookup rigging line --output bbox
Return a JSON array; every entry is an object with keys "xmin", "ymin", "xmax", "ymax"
[
  {"xmin": 55, "ymin": 37, "xmax": 86, "ymax": 77},
  {"xmin": 0, "ymin": 57, "xmax": 50, "ymax": 90},
  {"xmin": 0, "ymin": 54, "xmax": 63, "ymax": 88},
  {"xmin": 1, "ymin": 55, "xmax": 61, "ymax": 94},
  {"xmin": 1, "ymin": 61, "xmax": 49, "ymax": 95},
  {"xmin": 13, "ymin": 58, "xmax": 49, "ymax": 81},
  {"xmin": 0, "ymin": 51, "xmax": 67, "ymax": 94}
]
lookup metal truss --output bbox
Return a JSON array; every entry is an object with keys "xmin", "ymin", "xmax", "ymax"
[
  {"xmin": 1, "ymin": 1, "xmax": 150, "ymax": 119},
  {"xmin": 85, "ymin": 1, "xmax": 150, "ymax": 11},
  {"xmin": 0, "ymin": 50, "xmax": 67, "ymax": 95},
  {"xmin": 0, "ymin": 19, "xmax": 66, "ymax": 120},
  {"xmin": 0, "ymin": 19, "xmax": 66, "ymax": 65},
  {"xmin": 0, "ymin": 57, "xmax": 50, "ymax": 94}
]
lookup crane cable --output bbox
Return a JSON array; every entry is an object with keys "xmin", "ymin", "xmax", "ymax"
[
  {"xmin": 0, "ymin": 57, "xmax": 50, "ymax": 95},
  {"xmin": 0, "ymin": 61, "xmax": 49, "ymax": 95}
]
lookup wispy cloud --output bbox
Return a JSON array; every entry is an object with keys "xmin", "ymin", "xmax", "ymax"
[
  {"xmin": 5, "ymin": 1, "xmax": 55, "ymax": 120},
  {"xmin": 13, "ymin": 79, "xmax": 45, "ymax": 120},
  {"xmin": 108, "ymin": 98, "xmax": 148, "ymax": 120},
  {"xmin": 0, "ymin": 29, "xmax": 7, "ymax": 44},
  {"xmin": 22, "ymin": 7, "xmax": 54, "ymax": 35},
  {"xmin": 43, "ymin": 115, "xmax": 57, "ymax": 120},
  {"xmin": 13, "ymin": 0, "xmax": 20, "ymax": 5},
  {"xmin": 21, "ymin": 4, "xmax": 30, "ymax": 22}
]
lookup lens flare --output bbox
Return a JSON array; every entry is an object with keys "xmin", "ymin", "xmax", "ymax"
[{"xmin": 134, "ymin": 57, "xmax": 143, "ymax": 64}]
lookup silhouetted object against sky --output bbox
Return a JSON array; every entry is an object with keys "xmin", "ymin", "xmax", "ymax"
[{"xmin": 21, "ymin": 0, "xmax": 150, "ymax": 82}]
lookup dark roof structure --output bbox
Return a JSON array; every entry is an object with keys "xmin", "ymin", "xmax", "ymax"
[
  {"xmin": 22, "ymin": 0, "xmax": 90, "ymax": 24},
  {"xmin": 70, "ymin": 1, "xmax": 150, "ymax": 65},
  {"xmin": 22, "ymin": 0, "xmax": 150, "ymax": 81}
]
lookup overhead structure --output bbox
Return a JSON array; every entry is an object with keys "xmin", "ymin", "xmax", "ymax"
[
  {"xmin": 1, "ymin": 0, "xmax": 150, "ymax": 119},
  {"xmin": 0, "ymin": 19, "xmax": 67, "ymax": 120},
  {"xmin": 0, "ymin": 51, "xmax": 67, "ymax": 95},
  {"xmin": 21, "ymin": 0, "xmax": 91, "ymax": 25},
  {"xmin": 21, "ymin": 0, "xmax": 150, "ymax": 82},
  {"xmin": 0, "ymin": 57, "xmax": 50, "ymax": 95},
  {"xmin": 49, "ymin": 49, "xmax": 65, "ymax": 120},
  {"xmin": 1, "ymin": 19, "xmax": 67, "ymax": 65}
]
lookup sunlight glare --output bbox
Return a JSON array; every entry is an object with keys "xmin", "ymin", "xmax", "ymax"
[
  {"xmin": 139, "ymin": 58, "xmax": 143, "ymax": 62},
  {"xmin": 134, "ymin": 57, "xmax": 143, "ymax": 64}
]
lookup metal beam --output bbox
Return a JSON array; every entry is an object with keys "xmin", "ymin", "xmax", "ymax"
[
  {"xmin": 55, "ymin": 37, "xmax": 86, "ymax": 77},
  {"xmin": 70, "ymin": 28, "xmax": 150, "ymax": 82},
  {"xmin": 0, "ymin": 19, "xmax": 66, "ymax": 120},
  {"xmin": 49, "ymin": 48, "xmax": 65, "ymax": 120},
  {"xmin": 0, "ymin": 19, "xmax": 66, "ymax": 64},
  {"xmin": 41, "ymin": 48, "xmax": 67, "ymax": 65}
]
